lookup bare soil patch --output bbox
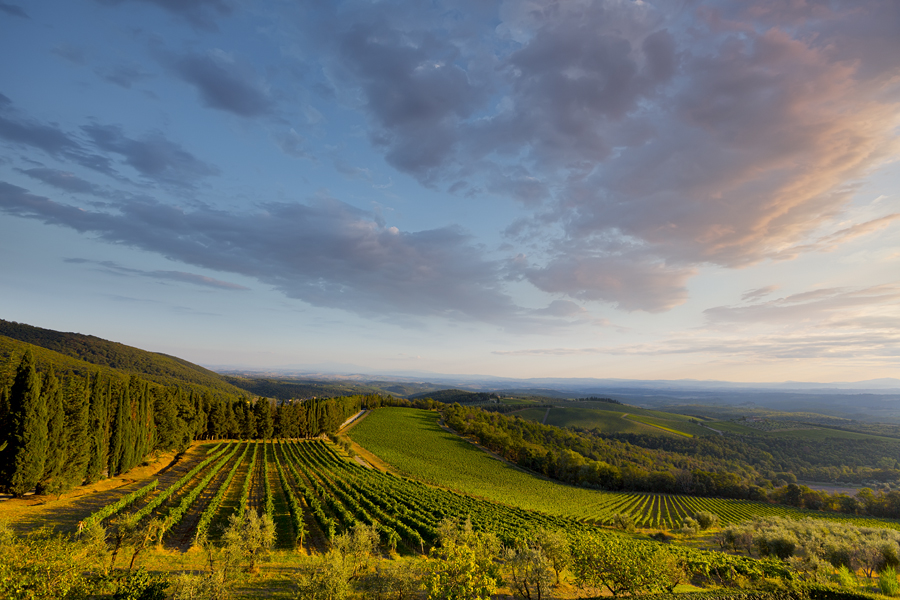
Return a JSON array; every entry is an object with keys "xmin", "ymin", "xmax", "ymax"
[{"xmin": 0, "ymin": 449, "xmax": 179, "ymax": 534}]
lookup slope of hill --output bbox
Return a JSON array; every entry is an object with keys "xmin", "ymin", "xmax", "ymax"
[
  {"xmin": 223, "ymin": 375, "xmax": 388, "ymax": 400},
  {"xmin": 0, "ymin": 319, "xmax": 247, "ymax": 396},
  {"xmin": 409, "ymin": 388, "xmax": 500, "ymax": 404}
]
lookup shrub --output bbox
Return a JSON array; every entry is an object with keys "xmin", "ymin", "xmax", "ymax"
[
  {"xmin": 880, "ymin": 567, "xmax": 900, "ymax": 597},
  {"xmin": 695, "ymin": 512, "xmax": 720, "ymax": 530},
  {"xmin": 832, "ymin": 565, "xmax": 857, "ymax": 590},
  {"xmin": 613, "ymin": 513, "xmax": 636, "ymax": 533}
]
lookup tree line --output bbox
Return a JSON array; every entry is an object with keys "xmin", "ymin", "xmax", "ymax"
[{"xmin": 0, "ymin": 349, "xmax": 416, "ymax": 498}]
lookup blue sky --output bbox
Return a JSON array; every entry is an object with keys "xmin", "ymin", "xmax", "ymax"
[{"xmin": 1, "ymin": 0, "xmax": 898, "ymax": 382}]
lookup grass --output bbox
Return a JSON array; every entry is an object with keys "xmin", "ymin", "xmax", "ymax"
[
  {"xmin": 516, "ymin": 405, "xmax": 708, "ymax": 437},
  {"xmin": 349, "ymin": 407, "xmax": 626, "ymax": 519},
  {"xmin": 348, "ymin": 407, "xmax": 900, "ymax": 531},
  {"xmin": 708, "ymin": 420, "xmax": 900, "ymax": 441},
  {"xmin": 623, "ymin": 414, "xmax": 695, "ymax": 437}
]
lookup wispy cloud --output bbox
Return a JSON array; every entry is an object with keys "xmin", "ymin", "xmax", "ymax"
[
  {"xmin": 496, "ymin": 282, "xmax": 900, "ymax": 365},
  {"xmin": 0, "ymin": 181, "xmax": 533, "ymax": 326},
  {"xmin": 741, "ymin": 285, "xmax": 779, "ymax": 303},
  {"xmin": 704, "ymin": 284, "xmax": 900, "ymax": 326},
  {"xmin": 166, "ymin": 49, "xmax": 271, "ymax": 117},
  {"xmin": 64, "ymin": 258, "xmax": 250, "ymax": 291},
  {"xmin": 96, "ymin": 0, "xmax": 232, "ymax": 31},
  {"xmin": 0, "ymin": 2, "xmax": 28, "ymax": 18}
]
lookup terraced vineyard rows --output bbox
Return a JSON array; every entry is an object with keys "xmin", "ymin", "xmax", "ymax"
[{"xmin": 79, "ymin": 428, "xmax": 899, "ymax": 556}]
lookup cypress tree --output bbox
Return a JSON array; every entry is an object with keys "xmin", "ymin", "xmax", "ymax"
[
  {"xmin": 108, "ymin": 380, "xmax": 128, "ymax": 476},
  {"xmin": 61, "ymin": 375, "xmax": 91, "ymax": 492},
  {"xmin": 0, "ymin": 384, "xmax": 9, "ymax": 450},
  {"xmin": 4, "ymin": 350, "xmax": 48, "ymax": 496},
  {"xmin": 254, "ymin": 397, "xmax": 274, "ymax": 440},
  {"xmin": 37, "ymin": 368, "xmax": 65, "ymax": 495},
  {"xmin": 120, "ymin": 377, "xmax": 138, "ymax": 472},
  {"xmin": 154, "ymin": 388, "xmax": 180, "ymax": 450},
  {"xmin": 85, "ymin": 373, "xmax": 110, "ymax": 482},
  {"xmin": 139, "ymin": 380, "xmax": 155, "ymax": 458}
]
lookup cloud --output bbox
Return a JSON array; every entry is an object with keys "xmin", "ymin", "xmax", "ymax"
[
  {"xmin": 96, "ymin": 0, "xmax": 231, "ymax": 31},
  {"xmin": 0, "ymin": 181, "xmax": 536, "ymax": 325},
  {"xmin": 522, "ymin": 255, "xmax": 695, "ymax": 313},
  {"xmin": 274, "ymin": 129, "xmax": 309, "ymax": 159},
  {"xmin": 0, "ymin": 102, "xmax": 82, "ymax": 156},
  {"xmin": 18, "ymin": 167, "xmax": 104, "ymax": 195},
  {"xmin": 64, "ymin": 258, "xmax": 249, "ymax": 290},
  {"xmin": 705, "ymin": 284, "xmax": 900, "ymax": 327},
  {"xmin": 168, "ymin": 50, "xmax": 271, "ymax": 117},
  {"xmin": 0, "ymin": 95, "xmax": 115, "ymax": 173},
  {"xmin": 332, "ymin": 10, "xmax": 487, "ymax": 181},
  {"xmin": 82, "ymin": 123, "xmax": 219, "ymax": 186},
  {"xmin": 495, "ymin": 331, "xmax": 900, "ymax": 362},
  {"xmin": 741, "ymin": 285, "xmax": 779, "ymax": 303},
  {"xmin": 100, "ymin": 64, "xmax": 153, "ymax": 89},
  {"xmin": 312, "ymin": 0, "xmax": 900, "ymax": 311},
  {"xmin": 0, "ymin": 2, "xmax": 27, "ymax": 18},
  {"xmin": 51, "ymin": 44, "xmax": 89, "ymax": 65},
  {"xmin": 776, "ymin": 214, "xmax": 900, "ymax": 258}
]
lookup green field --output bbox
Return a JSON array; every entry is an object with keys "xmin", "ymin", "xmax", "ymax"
[
  {"xmin": 707, "ymin": 419, "xmax": 900, "ymax": 441},
  {"xmin": 349, "ymin": 407, "xmax": 900, "ymax": 531},
  {"xmin": 514, "ymin": 404, "xmax": 709, "ymax": 437}
]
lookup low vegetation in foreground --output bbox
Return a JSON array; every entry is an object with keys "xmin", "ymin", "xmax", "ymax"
[{"xmin": 0, "ymin": 429, "xmax": 897, "ymax": 599}]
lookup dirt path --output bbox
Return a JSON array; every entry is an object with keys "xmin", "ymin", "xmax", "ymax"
[
  {"xmin": 0, "ymin": 449, "xmax": 185, "ymax": 534},
  {"xmin": 542, "ymin": 407, "xmax": 551, "ymax": 424},
  {"xmin": 167, "ymin": 445, "xmax": 243, "ymax": 551},
  {"xmin": 338, "ymin": 410, "xmax": 367, "ymax": 432},
  {"xmin": 248, "ymin": 442, "xmax": 266, "ymax": 516},
  {"xmin": 700, "ymin": 423, "xmax": 724, "ymax": 435}
]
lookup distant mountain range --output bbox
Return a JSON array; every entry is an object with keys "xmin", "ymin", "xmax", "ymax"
[{"xmin": 213, "ymin": 363, "xmax": 900, "ymax": 394}]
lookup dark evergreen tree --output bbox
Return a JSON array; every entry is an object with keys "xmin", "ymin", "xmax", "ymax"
[
  {"xmin": 60, "ymin": 375, "xmax": 91, "ymax": 493},
  {"xmin": 85, "ymin": 373, "xmax": 110, "ymax": 482},
  {"xmin": 191, "ymin": 392, "xmax": 207, "ymax": 440},
  {"xmin": 37, "ymin": 368, "xmax": 65, "ymax": 495},
  {"xmin": 0, "ymin": 384, "xmax": 9, "ymax": 450},
  {"xmin": 222, "ymin": 400, "xmax": 238, "ymax": 439},
  {"xmin": 174, "ymin": 387, "xmax": 197, "ymax": 449},
  {"xmin": 154, "ymin": 388, "xmax": 179, "ymax": 450},
  {"xmin": 254, "ymin": 397, "xmax": 274, "ymax": 439},
  {"xmin": 108, "ymin": 380, "xmax": 128, "ymax": 476},
  {"xmin": 140, "ymin": 380, "xmax": 155, "ymax": 457},
  {"xmin": 243, "ymin": 401, "xmax": 258, "ymax": 439},
  {"xmin": 3, "ymin": 350, "xmax": 48, "ymax": 496}
]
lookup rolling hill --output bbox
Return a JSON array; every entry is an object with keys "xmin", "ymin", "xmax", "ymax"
[{"xmin": 0, "ymin": 319, "xmax": 248, "ymax": 396}]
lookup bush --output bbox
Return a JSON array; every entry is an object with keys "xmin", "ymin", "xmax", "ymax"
[
  {"xmin": 613, "ymin": 513, "xmax": 636, "ymax": 533},
  {"xmin": 680, "ymin": 517, "xmax": 699, "ymax": 534},
  {"xmin": 113, "ymin": 568, "xmax": 168, "ymax": 600},
  {"xmin": 832, "ymin": 565, "xmax": 857, "ymax": 590},
  {"xmin": 880, "ymin": 567, "xmax": 900, "ymax": 597},
  {"xmin": 695, "ymin": 512, "xmax": 720, "ymax": 530}
]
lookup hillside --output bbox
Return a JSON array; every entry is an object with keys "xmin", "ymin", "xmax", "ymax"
[
  {"xmin": 223, "ymin": 375, "xmax": 388, "ymax": 400},
  {"xmin": 409, "ymin": 388, "xmax": 500, "ymax": 404},
  {"xmin": 0, "ymin": 319, "xmax": 248, "ymax": 396}
]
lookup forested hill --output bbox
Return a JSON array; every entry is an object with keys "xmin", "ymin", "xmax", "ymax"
[
  {"xmin": 0, "ymin": 319, "xmax": 247, "ymax": 396},
  {"xmin": 409, "ymin": 388, "xmax": 500, "ymax": 403}
]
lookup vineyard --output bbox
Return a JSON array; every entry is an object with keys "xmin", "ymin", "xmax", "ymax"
[
  {"xmin": 78, "ymin": 438, "xmax": 595, "ymax": 553},
  {"xmin": 348, "ymin": 408, "xmax": 900, "ymax": 532},
  {"xmin": 73, "ymin": 409, "xmax": 900, "ymax": 559}
]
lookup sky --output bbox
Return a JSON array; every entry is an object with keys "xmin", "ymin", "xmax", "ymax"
[{"xmin": 1, "ymin": 0, "xmax": 899, "ymax": 383}]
